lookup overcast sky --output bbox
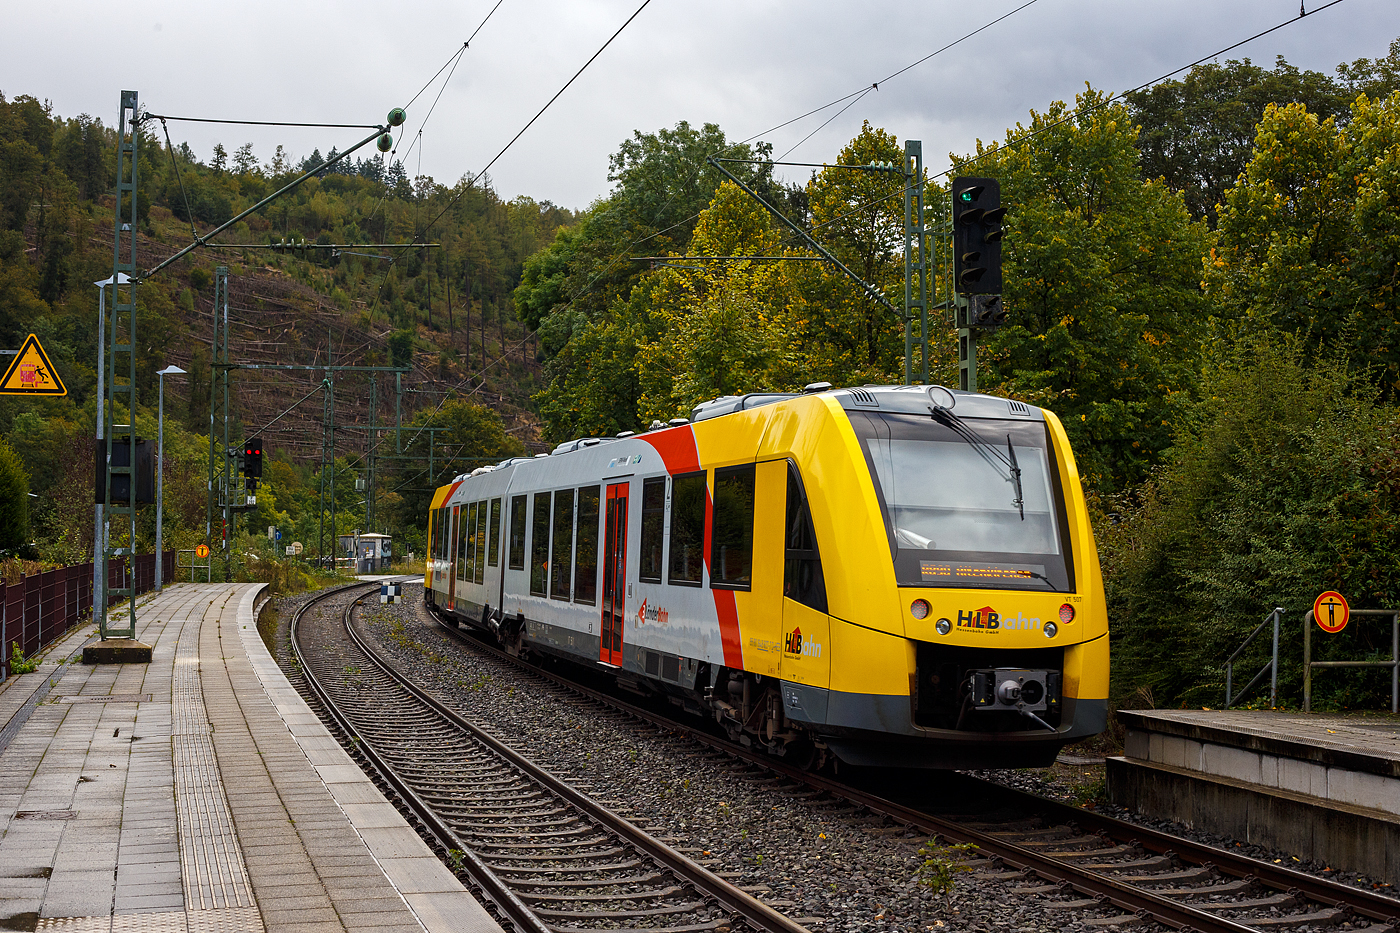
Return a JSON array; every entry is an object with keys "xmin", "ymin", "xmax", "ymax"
[{"xmin": 4, "ymin": 0, "xmax": 1398, "ymax": 210}]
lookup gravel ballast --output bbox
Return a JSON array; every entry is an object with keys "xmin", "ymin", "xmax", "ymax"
[{"xmin": 343, "ymin": 584, "xmax": 1143, "ymax": 932}]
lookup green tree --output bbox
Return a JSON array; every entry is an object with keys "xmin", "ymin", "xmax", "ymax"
[
  {"xmin": 635, "ymin": 181, "xmax": 801, "ymax": 419},
  {"xmin": 801, "ymin": 122, "xmax": 909, "ymax": 381},
  {"xmin": 0, "ymin": 434, "xmax": 31, "ymax": 553},
  {"xmin": 1206, "ymin": 92, "xmax": 1400, "ymax": 395},
  {"xmin": 961, "ymin": 86, "xmax": 1209, "ymax": 490},
  {"xmin": 388, "ymin": 398, "xmax": 525, "ymax": 536},
  {"xmin": 517, "ymin": 121, "xmax": 795, "ymax": 441},
  {"xmin": 1125, "ymin": 56, "xmax": 1350, "ymax": 223},
  {"xmin": 1336, "ymin": 37, "xmax": 1400, "ymax": 102}
]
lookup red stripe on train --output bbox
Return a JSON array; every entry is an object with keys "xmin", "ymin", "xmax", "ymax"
[{"xmin": 641, "ymin": 428, "xmax": 744, "ymax": 669}]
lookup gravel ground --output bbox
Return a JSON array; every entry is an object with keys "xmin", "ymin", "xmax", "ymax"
[{"xmin": 342, "ymin": 583, "xmax": 1147, "ymax": 933}]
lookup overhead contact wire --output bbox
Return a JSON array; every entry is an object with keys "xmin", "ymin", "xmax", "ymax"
[
  {"xmin": 813, "ymin": 0, "xmax": 1351, "ymax": 235},
  {"xmin": 517, "ymin": 0, "xmax": 1048, "ymax": 339},
  {"xmin": 411, "ymin": 0, "xmax": 656, "ymax": 247}
]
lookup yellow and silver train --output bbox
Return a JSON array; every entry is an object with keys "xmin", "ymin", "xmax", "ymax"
[{"xmin": 425, "ymin": 384, "xmax": 1108, "ymax": 768}]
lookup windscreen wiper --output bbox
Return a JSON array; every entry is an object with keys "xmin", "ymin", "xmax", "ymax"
[
  {"xmin": 926, "ymin": 385, "xmax": 1025, "ymax": 520},
  {"xmin": 1007, "ymin": 433, "xmax": 1024, "ymax": 520}
]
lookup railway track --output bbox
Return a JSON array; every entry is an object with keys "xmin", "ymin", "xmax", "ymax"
[
  {"xmin": 289, "ymin": 582, "xmax": 810, "ymax": 933},
  {"xmin": 411, "ymin": 596, "xmax": 1400, "ymax": 933}
]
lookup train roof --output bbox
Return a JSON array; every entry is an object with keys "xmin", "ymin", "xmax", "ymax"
[
  {"xmin": 439, "ymin": 384, "xmax": 1044, "ymax": 491},
  {"xmin": 689, "ymin": 384, "xmax": 1044, "ymax": 423}
]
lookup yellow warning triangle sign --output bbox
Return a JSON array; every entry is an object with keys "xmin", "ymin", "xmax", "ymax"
[{"xmin": 0, "ymin": 333, "xmax": 67, "ymax": 396}]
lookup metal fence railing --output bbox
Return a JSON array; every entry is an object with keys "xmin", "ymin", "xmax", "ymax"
[
  {"xmin": 1225, "ymin": 606, "xmax": 1285, "ymax": 708},
  {"xmin": 1303, "ymin": 608, "xmax": 1400, "ymax": 714},
  {"xmin": 0, "ymin": 551, "xmax": 175, "ymax": 682}
]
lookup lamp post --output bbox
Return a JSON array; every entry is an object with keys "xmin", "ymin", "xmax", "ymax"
[
  {"xmin": 155, "ymin": 365, "xmax": 186, "ymax": 593},
  {"xmin": 92, "ymin": 274, "xmax": 129, "ymax": 607}
]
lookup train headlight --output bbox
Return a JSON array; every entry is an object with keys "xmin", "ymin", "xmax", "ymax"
[
  {"xmin": 1044, "ymin": 621, "xmax": 1058, "ymax": 638},
  {"xmin": 1058, "ymin": 603, "xmax": 1075, "ymax": 624},
  {"xmin": 911, "ymin": 599, "xmax": 931, "ymax": 620},
  {"xmin": 935, "ymin": 617, "xmax": 952, "ymax": 636}
]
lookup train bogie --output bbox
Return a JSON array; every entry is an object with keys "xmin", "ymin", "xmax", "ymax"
[{"xmin": 424, "ymin": 385, "xmax": 1108, "ymax": 769}]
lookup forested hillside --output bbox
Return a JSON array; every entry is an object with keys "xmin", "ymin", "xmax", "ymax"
[{"xmin": 0, "ymin": 92, "xmax": 574, "ymax": 563}]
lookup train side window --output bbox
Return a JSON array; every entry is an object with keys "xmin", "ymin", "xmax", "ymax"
[
  {"xmin": 784, "ymin": 462, "xmax": 827, "ymax": 613},
  {"xmin": 668, "ymin": 472, "xmax": 705, "ymax": 586},
  {"xmin": 530, "ymin": 492, "xmax": 550, "ymax": 596},
  {"xmin": 509, "ymin": 494, "xmax": 527, "ymax": 570},
  {"xmin": 473, "ymin": 501, "xmax": 485, "ymax": 583},
  {"xmin": 639, "ymin": 477, "xmax": 665, "ymax": 583},
  {"xmin": 474, "ymin": 501, "xmax": 487, "ymax": 584},
  {"xmin": 575, "ymin": 485, "xmax": 600, "ymax": 604},
  {"xmin": 550, "ymin": 489, "xmax": 575, "ymax": 600},
  {"xmin": 455, "ymin": 506, "xmax": 467, "ymax": 580},
  {"xmin": 488, "ymin": 498, "xmax": 502, "ymax": 567},
  {"xmin": 711, "ymin": 465, "xmax": 755, "ymax": 589}
]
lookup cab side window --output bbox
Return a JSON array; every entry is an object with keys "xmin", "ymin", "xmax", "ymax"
[{"xmin": 784, "ymin": 462, "xmax": 827, "ymax": 612}]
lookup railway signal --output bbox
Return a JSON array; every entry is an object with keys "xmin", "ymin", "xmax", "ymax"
[
  {"xmin": 970, "ymin": 295, "xmax": 1008, "ymax": 330},
  {"xmin": 952, "ymin": 177, "xmax": 1004, "ymax": 295},
  {"xmin": 244, "ymin": 438, "xmax": 263, "ymax": 478}
]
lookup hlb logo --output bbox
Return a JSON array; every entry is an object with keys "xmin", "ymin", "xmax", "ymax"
[
  {"xmin": 956, "ymin": 607, "xmax": 1042, "ymax": 631},
  {"xmin": 783, "ymin": 627, "xmax": 823, "ymax": 658},
  {"xmin": 958, "ymin": 606, "xmax": 1000, "ymax": 629}
]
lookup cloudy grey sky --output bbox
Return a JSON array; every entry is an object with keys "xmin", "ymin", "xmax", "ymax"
[{"xmin": 4, "ymin": 0, "xmax": 1397, "ymax": 209}]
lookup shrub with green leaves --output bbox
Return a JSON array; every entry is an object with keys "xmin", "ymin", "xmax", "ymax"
[{"xmin": 1104, "ymin": 336, "xmax": 1400, "ymax": 710}]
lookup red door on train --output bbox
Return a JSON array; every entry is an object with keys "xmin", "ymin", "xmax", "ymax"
[{"xmin": 600, "ymin": 483, "xmax": 628, "ymax": 665}]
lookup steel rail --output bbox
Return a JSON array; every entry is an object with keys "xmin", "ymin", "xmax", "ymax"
[
  {"xmin": 353, "ymin": 595, "xmax": 814, "ymax": 933},
  {"xmin": 425, "ymin": 603, "xmax": 1400, "ymax": 932},
  {"xmin": 997, "ymin": 781, "xmax": 1400, "ymax": 928},
  {"xmin": 290, "ymin": 582, "xmax": 550, "ymax": 933}
]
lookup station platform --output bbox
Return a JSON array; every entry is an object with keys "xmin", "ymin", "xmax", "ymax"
[
  {"xmin": 0, "ymin": 582, "xmax": 500, "ymax": 933},
  {"xmin": 1108, "ymin": 709, "xmax": 1400, "ymax": 883}
]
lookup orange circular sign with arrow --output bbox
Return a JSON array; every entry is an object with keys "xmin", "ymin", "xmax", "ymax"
[{"xmin": 1313, "ymin": 590, "xmax": 1350, "ymax": 633}]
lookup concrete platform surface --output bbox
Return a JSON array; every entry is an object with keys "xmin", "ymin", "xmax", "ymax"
[
  {"xmin": 1110, "ymin": 708, "xmax": 1400, "ymax": 884},
  {"xmin": 1118, "ymin": 708, "xmax": 1400, "ymax": 807},
  {"xmin": 0, "ymin": 582, "xmax": 501, "ymax": 933}
]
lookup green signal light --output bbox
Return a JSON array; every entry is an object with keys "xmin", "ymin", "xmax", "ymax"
[{"xmin": 960, "ymin": 191, "xmax": 973, "ymax": 201}]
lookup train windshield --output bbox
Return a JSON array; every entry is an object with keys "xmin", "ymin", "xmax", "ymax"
[{"xmin": 849, "ymin": 411, "xmax": 1074, "ymax": 591}]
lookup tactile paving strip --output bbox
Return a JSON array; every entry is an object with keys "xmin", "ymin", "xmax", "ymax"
[
  {"xmin": 34, "ymin": 907, "xmax": 263, "ymax": 932},
  {"xmin": 172, "ymin": 618, "xmax": 259, "ymax": 916}
]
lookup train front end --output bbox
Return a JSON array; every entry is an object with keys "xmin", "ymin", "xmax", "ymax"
[{"xmin": 778, "ymin": 386, "xmax": 1108, "ymax": 769}]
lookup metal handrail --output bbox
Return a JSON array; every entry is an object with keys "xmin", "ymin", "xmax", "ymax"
[
  {"xmin": 1224, "ymin": 607, "xmax": 1284, "ymax": 708},
  {"xmin": 1303, "ymin": 608, "xmax": 1399, "ymax": 713},
  {"xmin": 175, "ymin": 549, "xmax": 212, "ymax": 583}
]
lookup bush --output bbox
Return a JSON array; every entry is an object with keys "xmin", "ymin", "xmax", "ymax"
[{"xmin": 1104, "ymin": 335, "xmax": 1400, "ymax": 710}]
